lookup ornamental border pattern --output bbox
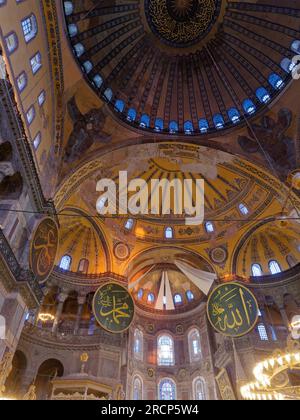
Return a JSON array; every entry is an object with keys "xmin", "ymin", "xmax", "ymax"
[{"xmin": 40, "ymin": 0, "xmax": 65, "ymax": 155}]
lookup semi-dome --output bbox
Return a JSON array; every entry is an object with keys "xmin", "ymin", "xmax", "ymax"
[{"xmin": 63, "ymin": 0, "xmax": 297, "ymax": 135}]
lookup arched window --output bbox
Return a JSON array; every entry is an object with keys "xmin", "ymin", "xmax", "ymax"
[
  {"xmin": 74, "ymin": 43, "xmax": 85, "ymax": 57},
  {"xmin": 78, "ymin": 259, "xmax": 89, "ymax": 273},
  {"xmin": 213, "ymin": 114, "xmax": 225, "ymax": 129},
  {"xmin": 286, "ymin": 254, "xmax": 297, "ymax": 268},
  {"xmin": 188, "ymin": 329, "xmax": 202, "ymax": 363},
  {"xmin": 68, "ymin": 24, "xmax": 78, "ymax": 38},
  {"xmin": 137, "ymin": 289, "xmax": 144, "ymax": 300},
  {"xmin": 140, "ymin": 114, "xmax": 150, "ymax": 128},
  {"xmin": 159, "ymin": 379, "xmax": 176, "ymax": 400},
  {"xmin": 88, "ymin": 316, "xmax": 96, "ymax": 336},
  {"xmin": 252, "ymin": 264, "xmax": 263, "ymax": 277},
  {"xmin": 243, "ymin": 99, "xmax": 256, "ymax": 115},
  {"xmin": 26, "ymin": 106, "xmax": 35, "ymax": 125},
  {"xmin": 193, "ymin": 377, "xmax": 206, "ymax": 400},
  {"xmin": 38, "ymin": 91, "xmax": 46, "ymax": 107},
  {"xmin": 59, "ymin": 255, "xmax": 72, "ymax": 271},
  {"xmin": 281, "ymin": 58, "xmax": 295, "ymax": 74},
  {"xmin": 239, "ymin": 203, "xmax": 249, "ymax": 216},
  {"xmin": 104, "ymin": 88, "xmax": 113, "ymax": 102},
  {"xmin": 174, "ymin": 294, "xmax": 182, "ymax": 305},
  {"xmin": 256, "ymin": 87, "xmax": 270, "ymax": 103},
  {"xmin": 268, "ymin": 73, "xmax": 284, "ymax": 89},
  {"xmin": 269, "ymin": 260, "xmax": 282, "ymax": 275},
  {"xmin": 199, "ymin": 118, "xmax": 209, "ymax": 133},
  {"xmin": 33, "ymin": 132, "xmax": 41, "ymax": 150},
  {"xmin": 83, "ymin": 60, "xmax": 93, "ymax": 74},
  {"xmin": 165, "ymin": 227, "xmax": 174, "ymax": 239},
  {"xmin": 147, "ymin": 293, "xmax": 155, "ymax": 304},
  {"xmin": 21, "ymin": 15, "xmax": 38, "ymax": 43},
  {"xmin": 64, "ymin": 1, "xmax": 74, "ymax": 16},
  {"xmin": 291, "ymin": 40, "xmax": 300, "ymax": 54},
  {"xmin": 115, "ymin": 99, "xmax": 125, "ymax": 113},
  {"xmin": 133, "ymin": 376, "xmax": 143, "ymax": 400},
  {"xmin": 186, "ymin": 290, "xmax": 194, "ymax": 302},
  {"xmin": 17, "ymin": 72, "xmax": 27, "ymax": 92},
  {"xmin": 257, "ymin": 323, "xmax": 269, "ymax": 341},
  {"xmin": 154, "ymin": 118, "xmax": 164, "ymax": 132},
  {"xmin": 125, "ymin": 219, "xmax": 134, "ymax": 231},
  {"xmin": 93, "ymin": 74, "xmax": 103, "ymax": 88},
  {"xmin": 157, "ymin": 335, "xmax": 175, "ymax": 366},
  {"xmin": 127, "ymin": 108, "xmax": 137, "ymax": 122},
  {"xmin": 205, "ymin": 222, "xmax": 214, "ymax": 233},
  {"xmin": 5, "ymin": 32, "xmax": 18, "ymax": 54},
  {"xmin": 184, "ymin": 120, "xmax": 194, "ymax": 134},
  {"xmin": 169, "ymin": 121, "xmax": 178, "ymax": 133},
  {"xmin": 134, "ymin": 329, "xmax": 143, "ymax": 360},
  {"xmin": 228, "ymin": 108, "xmax": 240, "ymax": 124}
]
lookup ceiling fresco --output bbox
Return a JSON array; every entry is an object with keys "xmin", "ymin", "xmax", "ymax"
[
  {"xmin": 13, "ymin": 0, "xmax": 299, "ymax": 294},
  {"xmin": 63, "ymin": 0, "xmax": 296, "ymax": 136},
  {"xmin": 52, "ymin": 143, "xmax": 300, "ymax": 280}
]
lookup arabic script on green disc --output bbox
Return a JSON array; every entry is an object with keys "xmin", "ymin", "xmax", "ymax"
[
  {"xmin": 93, "ymin": 283, "xmax": 135, "ymax": 333},
  {"xmin": 207, "ymin": 282, "xmax": 259, "ymax": 338}
]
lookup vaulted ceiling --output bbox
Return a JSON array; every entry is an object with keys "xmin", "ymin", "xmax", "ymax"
[{"xmin": 63, "ymin": 0, "xmax": 297, "ymax": 135}]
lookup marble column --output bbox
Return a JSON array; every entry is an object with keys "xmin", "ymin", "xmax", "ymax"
[
  {"xmin": 279, "ymin": 306, "xmax": 291, "ymax": 331},
  {"xmin": 52, "ymin": 292, "xmax": 68, "ymax": 334},
  {"xmin": 74, "ymin": 295, "xmax": 86, "ymax": 335}
]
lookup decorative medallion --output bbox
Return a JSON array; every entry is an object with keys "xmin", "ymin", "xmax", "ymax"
[
  {"xmin": 147, "ymin": 368, "xmax": 155, "ymax": 378},
  {"xmin": 210, "ymin": 246, "xmax": 228, "ymax": 264},
  {"xmin": 207, "ymin": 283, "xmax": 259, "ymax": 338},
  {"xmin": 114, "ymin": 242, "xmax": 131, "ymax": 261},
  {"xmin": 176, "ymin": 324, "xmax": 184, "ymax": 335},
  {"xmin": 93, "ymin": 283, "xmax": 135, "ymax": 334},
  {"xmin": 146, "ymin": 323, "xmax": 155, "ymax": 333},
  {"xmin": 29, "ymin": 218, "xmax": 59, "ymax": 284},
  {"xmin": 145, "ymin": 0, "xmax": 222, "ymax": 47}
]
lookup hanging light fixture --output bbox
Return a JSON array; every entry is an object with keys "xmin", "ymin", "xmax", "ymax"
[
  {"xmin": 240, "ymin": 351, "xmax": 300, "ymax": 400},
  {"xmin": 38, "ymin": 313, "xmax": 55, "ymax": 323}
]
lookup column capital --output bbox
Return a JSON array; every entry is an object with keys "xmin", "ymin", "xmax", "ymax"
[
  {"xmin": 77, "ymin": 295, "xmax": 87, "ymax": 306},
  {"xmin": 57, "ymin": 292, "xmax": 69, "ymax": 303}
]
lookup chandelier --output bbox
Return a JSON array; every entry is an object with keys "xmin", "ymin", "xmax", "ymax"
[
  {"xmin": 38, "ymin": 313, "xmax": 55, "ymax": 323},
  {"xmin": 241, "ymin": 347, "xmax": 300, "ymax": 400}
]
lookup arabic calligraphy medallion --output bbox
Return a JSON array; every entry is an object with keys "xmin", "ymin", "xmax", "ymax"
[
  {"xmin": 207, "ymin": 283, "xmax": 259, "ymax": 338},
  {"xmin": 29, "ymin": 218, "xmax": 59, "ymax": 284},
  {"xmin": 93, "ymin": 283, "xmax": 135, "ymax": 334},
  {"xmin": 145, "ymin": 0, "xmax": 222, "ymax": 47}
]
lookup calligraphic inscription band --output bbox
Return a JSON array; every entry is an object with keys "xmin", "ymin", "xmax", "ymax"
[
  {"xmin": 207, "ymin": 283, "xmax": 259, "ymax": 338},
  {"xmin": 93, "ymin": 283, "xmax": 135, "ymax": 334},
  {"xmin": 29, "ymin": 218, "xmax": 59, "ymax": 284},
  {"xmin": 216, "ymin": 368, "xmax": 236, "ymax": 400}
]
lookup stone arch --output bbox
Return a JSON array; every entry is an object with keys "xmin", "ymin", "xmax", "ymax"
[
  {"xmin": 35, "ymin": 358, "xmax": 64, "ymax": 400},
  {"xmin": 4, "ymin": 350, "xmax": 27, "ymax": 398}
]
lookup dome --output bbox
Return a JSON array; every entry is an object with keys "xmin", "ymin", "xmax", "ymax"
[
  {"xmin": 53, "ymin": 143, "xmax": 299, "ymax": 282},
  {"xmin": 145, "ymin": 0, "xmax": 222, "ymax": 47},
  {"xmin": 63, "ymin": 0, "xmax": 295, "ymax": 135},
  {"xmin": 55, "ymin": 210, "xmax": 110, "ymax": 275},
  {"xmin": 235, "ymin": 220, "xmax": 300, "ymax": 278}
]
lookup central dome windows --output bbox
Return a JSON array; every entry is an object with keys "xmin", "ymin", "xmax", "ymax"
[{"xmin": 64, "ymin": 1, "xmax": 292, "ymax": 135}]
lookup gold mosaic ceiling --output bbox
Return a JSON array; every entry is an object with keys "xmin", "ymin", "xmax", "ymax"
[{"xmin": 53, "ymin": 144, "xmax": 300, "ymax": 279}]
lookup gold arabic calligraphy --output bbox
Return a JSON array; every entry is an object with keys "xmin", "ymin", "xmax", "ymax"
[
  {"xmin": 93, "ymin": 284, "xmax": 135, "ymax": 333},
  {"xmin": 208, "ymin": 283, "xmax": 258, "ymax": 337},
  {"xmin": 147, "ymin": 0, "xmax": 216, "ymax": 45},
  {"xmin": 98, "ymin": 292, "xmax": 131, "ymax": 325}
]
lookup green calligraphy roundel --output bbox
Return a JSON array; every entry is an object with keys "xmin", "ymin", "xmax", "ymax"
[
  {"xmin": 207, "ymin": 282, "xmax": 259, "ymax": 338},
  {"xmin": 93, "ymin": 283, "xmax": 135, "ymax": 334}
]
